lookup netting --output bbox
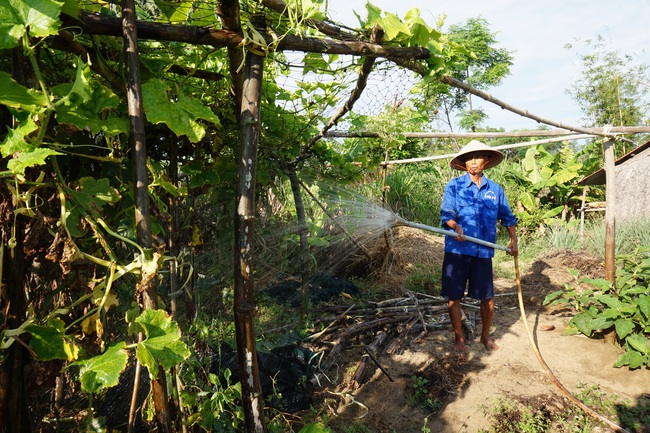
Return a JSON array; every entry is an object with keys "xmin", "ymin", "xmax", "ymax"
[
  {"xmin": 75, "ymin": 0, "xmax": 421, "ymax": 120},
  {"xmin": 274, "ymin": 57, "xmax": 419, "ymax": 120}
]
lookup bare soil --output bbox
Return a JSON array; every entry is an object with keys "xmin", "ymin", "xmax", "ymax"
[{"xmin": 311, "ymin": 227, "xmax": 650, "ymax": 433}]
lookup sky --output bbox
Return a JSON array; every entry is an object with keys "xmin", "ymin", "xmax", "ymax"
[{"xmin": 325, "ymin": 0, "xmax": 650, "ymax": 131}]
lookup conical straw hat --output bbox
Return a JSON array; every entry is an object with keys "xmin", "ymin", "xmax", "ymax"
[{"xmin": 449, "ymin": 140, "xmax": 504, "ymax": 170}]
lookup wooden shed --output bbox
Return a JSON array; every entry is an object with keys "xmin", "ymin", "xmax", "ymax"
[{"xmin": 577, "ymin": 140, "xmax": 650, "ymax": 223}]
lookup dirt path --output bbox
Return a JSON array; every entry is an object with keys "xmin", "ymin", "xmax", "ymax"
[
  {"xmin": 315, "ymin": 240, "xmax": 650, "ymax": 433},
  {"xmin": 318, "ymin": 292, "xmax": 650, "ymax": 433}
]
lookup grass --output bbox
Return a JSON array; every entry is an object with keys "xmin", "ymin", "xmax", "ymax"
[
  {"xmin": 528, "ymin": 218, "xmax": 650, "ymax": 257},
  {"xmin": 491, "ymin": 217, "xmax": 650, "ymax": 279}
]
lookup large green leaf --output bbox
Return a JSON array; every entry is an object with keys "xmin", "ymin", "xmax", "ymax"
[
  {"xmin": 541, "ymin": 205, "xmax": 564, "ymax": 219},
  {"xmin": 614, "ymin": 350, "xmax": 647, "ymax": 369},
  {"xmin": 142, "ymin": 79, "xmax": 220, "ymax": 143},
  {"xmin": 70, "ymin": 177, "xmax": 120, "ymax": 210},
  {"xmin": 550, "ymin": 165, "xmax": 582, "ymax": 184},
  {"xmin": 0, "ymin": 71, "xmax": 48, "ymax": 110},
  {"xmin": 626, "ymin": 333, "xmax": 650, "ymax": 355},
  {"xmin": 8, "ymin": 147, "xmax": 62, "ymax": 176},
  {"xmin": 614, "ymin": 318, "xmax": 635, "ymax": 339},
  {"xmin": 0, "ymin": 0, "xmax": 63, "ymax": 49},
  {"xmin": 589, "ymin": 315, "xmax": 613, "ymax": 332},
  {"xmin": 60, "ymin": 0, "xmax": 78, "ymax": 17},
  {"xmin": 403, "ymin": 9, "xmax": 440, "ymax": 48},
  {"xmin": 25, "ymin": 317, "xmax": 79, "ymax": 361},
  {"xmin": 135, "ymin": 309, "xmax": 190, "ymax": 379},
  {"xmin": 54, "ymin": 79, "xmax": 129, "ymax": 137},
  {"xmin": 522, "ymin": 148, "xmax": 542, "ymax": 183},
  {"xmin": 0, "ymin": 110, "xmax": 58, "ymax": 175},
  {"xmin": 570, "ymin": 314, "xmax": 593, "ymax": 336},
  {"xmin": 65, "ymin": 177, "xmax": 120, "ymax": 237},
  {"xmin": 638, "ymin": 294, "xmax": 650, "ymax": 319},
  {"xmin": 519, "ymin": 191, "xmax": 536, "ymax": 211},
  {"xmin": 72, "ymin": 342, "xmax": 129, "ymax": 394},
  {"xmin": 376, "ymin": 12, "xmax": 411, "ymax": 41},
  {"xmin": 153, "ymin": 0, "xmax": 193, "ymax": 23},
  {"xmin": 596, "ymin": 294, "xmax": 623, "ymax": 311},
  {"xmin": 0, "ymin": 115, "xmax": 39, "ymax": 157}
]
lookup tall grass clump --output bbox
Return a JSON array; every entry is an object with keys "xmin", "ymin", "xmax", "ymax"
[
  {"xmin": 522, "ymin": 217, "xmax": 650, "ymax": 259},
  {"xmin": 382, "ymin": 163, "xmax": 449, "ymax": 225},
  {"xmin": 583, "ymin": 217, "xmax": 650, "ymax": 256}
]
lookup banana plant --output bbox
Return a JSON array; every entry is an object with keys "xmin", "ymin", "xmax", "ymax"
[{"xmin": 505, "ymin": 144, "xmax": 586, "ymax": 230}]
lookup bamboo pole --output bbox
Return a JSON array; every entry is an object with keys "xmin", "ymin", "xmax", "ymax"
[
  {"xmin": 216, "ymin": 0, "xmax": 245, "ymax": 121},
  {"xmin": 325, "ymin": 126, "xmax": 650, "ymax": 139},
  {"xmin": 380, "ymin": 134, "xmax": 595, "ymax": 166},
  {"xmin": 440, "ymin": 76, "xmax": 635, "ymax": 144},
  {"xmin": 121, "ymin": 1, "xmax": 171, "ymax": 431},
  {"xmin": 603, "ymin": 139, "xmax": 617, "ymax": 284},
  {"xmin": 580, "ymin": 185, "xmax": 587, "ymax": 238},
  {"xmin": 234, "ymin": 40, "xmax": 267, "ymax": 433}
]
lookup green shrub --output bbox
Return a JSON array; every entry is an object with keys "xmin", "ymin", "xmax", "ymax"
[{"xmin": 543, "ymin": 246, "xmax": 650, "ymax": 369}]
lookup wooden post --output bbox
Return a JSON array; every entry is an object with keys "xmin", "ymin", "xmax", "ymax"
[
  {"xmin": 603, "ymin": 139, "xmax": 616, "ymax": 285},
  {"xmin": 234, "ymin": 45, "xmax": 267, "ymax": 433},
  {"xmin": 286, "ymin": 165, "xmax": 311, "ymax": 311},
  {"xmin": 579, "ymin": 185, "xmax": 587, "ymax": 238},
  {"xmin": 121, "ymin": 1, "xmax": 171, "ymax": 432}
]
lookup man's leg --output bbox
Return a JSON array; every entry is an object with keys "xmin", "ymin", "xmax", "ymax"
[
  {"xmin": 448, "ymin": 299, "xmax": 467, "ymax": 352},
  {"xmin": 480, "ymin": 298, "xmax": 498, "ymax": 350}
]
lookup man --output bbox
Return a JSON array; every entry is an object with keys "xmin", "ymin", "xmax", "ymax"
[{"xmin": 440, "ymin": 140, "xmax": 518, "ymax": 352}]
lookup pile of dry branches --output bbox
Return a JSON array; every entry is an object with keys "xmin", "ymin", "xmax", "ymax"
[{"xmin": 305, "ymin": 291, "xmax": 478, "ymax": 390}]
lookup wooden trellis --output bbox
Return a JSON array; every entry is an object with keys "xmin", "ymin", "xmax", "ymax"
[{"xmin": 25, "ymin": 2, "xmax": 650, "ymax": 432}]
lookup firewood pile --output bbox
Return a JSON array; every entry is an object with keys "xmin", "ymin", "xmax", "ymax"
[{"xmin": 306, "ymin": 290, "xmax": 478, "ymax": 390}]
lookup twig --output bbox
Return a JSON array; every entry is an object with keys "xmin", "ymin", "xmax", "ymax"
[
  {"xmin": 305, "ymin": 303, "xmax": 357, "ymax": 341},
  {"xmin": 350, "ymin": 331, "xmax": 390, "ymax": 389},
  {"xmin": 363, "ymin": 342, "xmax": 394, "ymax": 382},
  {"xmin": 405, "ymin": 290, "xmax": 427, "ymax": 334}
]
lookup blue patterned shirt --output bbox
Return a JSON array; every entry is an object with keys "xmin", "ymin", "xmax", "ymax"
[{"xmin": 440, "ymin": 172, "xmax": 517, "ymax": 258}]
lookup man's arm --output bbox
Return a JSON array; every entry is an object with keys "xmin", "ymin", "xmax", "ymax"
[{"xmin": 506, "ymin": 225, "xmax": 518, "ymax": 256}]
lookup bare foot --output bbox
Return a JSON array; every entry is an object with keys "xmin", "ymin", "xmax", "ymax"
[
  {"xmin": 453, "ymin": 341, "xmax": 469, "ymax": 353},
  {"xmin": 481, "ymin": 337, "xmax": 499, "ymax": 350}
]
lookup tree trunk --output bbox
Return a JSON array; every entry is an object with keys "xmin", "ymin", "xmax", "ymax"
[
  {"xmin": 286, "ymin": 165, "xmax": 311, "ymax": 311},
  {"xmin": 234, "ymin": 45, "xmax": 267, "ymax": 433},
  {"xmin": 121, "ymin": 1, "xmax": 171, "ymax": 432}
]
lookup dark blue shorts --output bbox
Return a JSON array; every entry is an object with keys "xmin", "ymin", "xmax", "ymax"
[{"xmin": 441, "ymin": 252, "xmax": 494, "ymax": 300}]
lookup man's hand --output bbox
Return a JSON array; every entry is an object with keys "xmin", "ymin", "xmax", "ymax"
[
  {"xmin": 507, "ymin": 239, "xmax": 518, "ymax": 256},
  {"xmin": 454, "ymin": 225, "xmax": 466, "ymax": 242}
]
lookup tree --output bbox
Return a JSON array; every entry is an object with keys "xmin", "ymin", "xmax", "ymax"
[
  {"xmin": 567, "ymin": 35, "xmax": 650, "ymax": 151},
  {"xmin": 415, "ymin": 17, "xmax": 514, "ymax": 132}
]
